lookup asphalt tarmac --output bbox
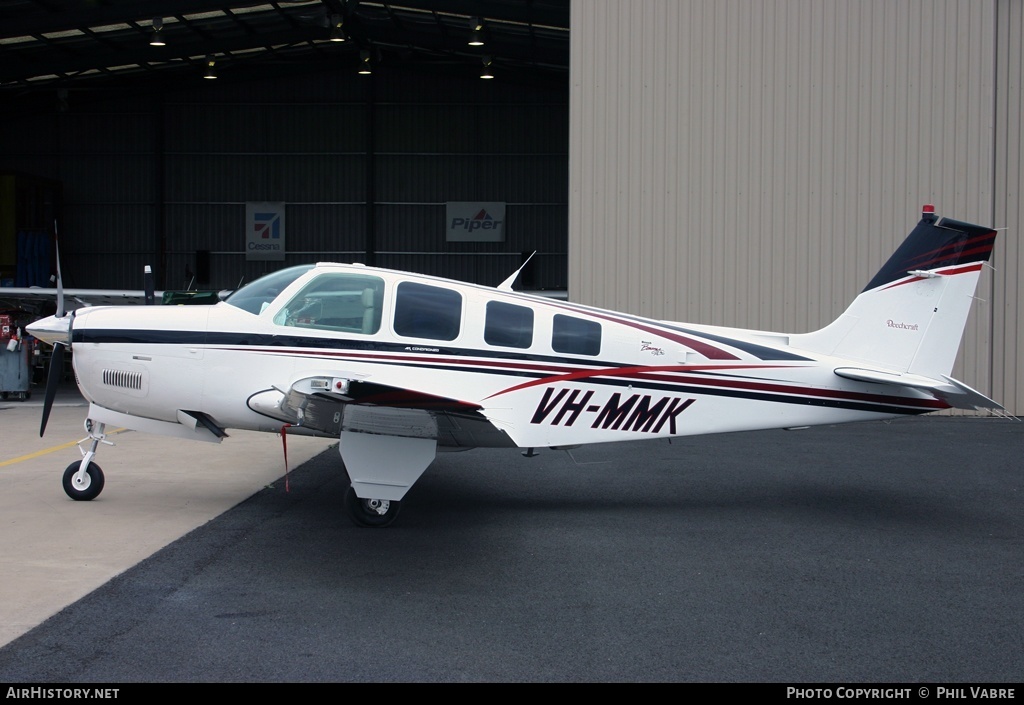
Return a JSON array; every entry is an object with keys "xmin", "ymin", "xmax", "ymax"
[{"xmin": 0, "ymin": 384, "xmax": 1021, "ymax": 683}]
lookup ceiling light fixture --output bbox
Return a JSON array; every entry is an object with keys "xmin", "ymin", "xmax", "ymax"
[
  {"xmin": 358, "ymin": 50, "xmax": 372, "ymax": 75},
  {"xmin": 468, "ymin": 17, "xmax": 484, "ymax": 46},
  {"xmin": 480, "ymin": 56, "xmax": 494, "ymax": 79},
  {"xmin": 149, "ymin": 18, "xmax": 165, "ymax": 47},
  {"xmin": 204, "ymin": 56, "xmax": 217, "ymax": 80},
  {"xmin": 329, "ymin": 15, "xmax": 346, "ymax": 42}
]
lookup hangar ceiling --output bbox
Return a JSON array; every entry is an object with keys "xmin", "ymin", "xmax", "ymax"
[{"xmin": 0, "ymin": 0, "xmax": 570, "ymax": 115}]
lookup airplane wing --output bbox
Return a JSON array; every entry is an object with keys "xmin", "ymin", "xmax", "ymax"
[
  {"xmin": 833, "ymin": 366, "xmax": 1004, "ymax": 412},
  {"xmin": 0, "ymin": 286, "xmax": 161, "ymax": 315},
  {"xmin": 247, "ymin": 376, "xmax": 516, "ymax": 449},
  {"xmin": 0, "ymin": 287, "xmax": 225, "ymax": 316}
]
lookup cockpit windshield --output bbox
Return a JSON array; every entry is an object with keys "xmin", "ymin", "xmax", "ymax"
[{"xmin": 223, "ymin": 264, "xmax": 315, "ymax": 314}]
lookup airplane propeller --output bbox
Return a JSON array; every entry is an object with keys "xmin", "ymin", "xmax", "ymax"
[
  {"xmin": 40, "ymin": 337, "xmax": 66, "ymax": 437},
  {"xmin": 39, "ymin": 232, "xmax": 70, "ymax": 437}
]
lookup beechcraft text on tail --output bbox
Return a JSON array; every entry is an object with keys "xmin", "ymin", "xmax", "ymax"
[{"xmin": 25, "ymin": 204, "xmax": 1005, "ymax": 527}]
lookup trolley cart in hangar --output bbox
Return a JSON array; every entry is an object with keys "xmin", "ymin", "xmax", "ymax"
[{"xmin": 0, "ymin": 311, "xmax": 34, "ymax": 401}]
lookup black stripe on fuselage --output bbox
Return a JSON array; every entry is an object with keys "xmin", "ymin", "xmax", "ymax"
[{"xmin": 75, "ymin": 328, "xmax": 619, "ymax": 370}]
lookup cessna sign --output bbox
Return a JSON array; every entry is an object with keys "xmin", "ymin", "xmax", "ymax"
[
  {"xmin": 446, "ymin": 202, "xmax": 505, "ymax": 242},
  {"xmin": 245, "ymin": 202, "xmax": 286, "ymax": 261}
]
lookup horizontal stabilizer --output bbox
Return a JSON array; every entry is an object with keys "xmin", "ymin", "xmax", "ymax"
[
  {"xmin": 834, "ymin": 367, "xmax": 1004, "ymax": 411},
  {"xmin": 936, "ymin": 375, "xmax": 1008, "ymax": 412}
]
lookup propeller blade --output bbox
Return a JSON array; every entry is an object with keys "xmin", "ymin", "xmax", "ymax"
[
  {"xmin": 40, "ymin": 341, "xmax": 65, "ymax": 437},
  {"xmin": 54, "ymin": 224, "xmax": 65, "ymax": 318}
]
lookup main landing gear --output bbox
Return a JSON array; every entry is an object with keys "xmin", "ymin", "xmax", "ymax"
[
  {"xmin": 337, "ymin": 429, "xmax": 435, "ymax": 529},
  {"xmin": 62, "ymin": 418, "xmax": 113, "ymax": 501},
  {"xmin": 344, "ymin": 486, "xmax": 402, "ymax": 528}
]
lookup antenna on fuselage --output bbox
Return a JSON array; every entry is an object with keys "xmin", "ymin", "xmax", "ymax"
[{"xmin": 497, "ymin": 251, "xmax": 536, "ymax": 291}]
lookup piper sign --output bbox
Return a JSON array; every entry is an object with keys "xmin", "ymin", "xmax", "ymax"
[{"xmin": 446, "ymin": 202, "xmax": 505, "ymax": 242}]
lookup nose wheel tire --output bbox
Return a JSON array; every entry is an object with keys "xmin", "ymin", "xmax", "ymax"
[
  {"xmin": 344, "ymin": 485, "xmax": 401, "ymax": 528},
  {"xmin": 62, "ymin": 461, "xmax": 105, "ymax": 501}
]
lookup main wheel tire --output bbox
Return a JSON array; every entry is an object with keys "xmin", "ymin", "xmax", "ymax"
[
  {"xmin": 344, "ymin": 485, "xmax": 401, "ymax": 528},
  {"xmin": 62, "ymin": 461, "xmax": 105, "ymax": 501}
]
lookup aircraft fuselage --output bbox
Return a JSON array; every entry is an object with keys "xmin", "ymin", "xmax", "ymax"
[{"xmin": 62, "ymin": 263, "xmax": 943, "ymax": 451}]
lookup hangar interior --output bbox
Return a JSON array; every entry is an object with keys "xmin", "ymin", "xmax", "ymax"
[{"xmin": 0, "ymin": 0, "xmax": 570, "ymax": 293}]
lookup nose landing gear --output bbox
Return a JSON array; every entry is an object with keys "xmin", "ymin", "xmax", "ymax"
[
  {"xmin": 62, "ymin": 418, "xmax": 113, "ymax": 501},
  {"xmin": 62, "ymin": 460, "xmax": 104, "ymax": 501}
]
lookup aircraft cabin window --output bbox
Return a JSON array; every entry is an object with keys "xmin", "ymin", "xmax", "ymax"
[
  {"xmin": 393, "ymin": 282, "xmax": 462, "ymax": 341},
  {"xmin": 484, "ymin": 301, "xmax": 534, "ymax": 349},
  {"xmin": 273, "ymin": 273, "xmax": 385, "ymax": 334},
  {"xmin": 552, "ymin": 314, "xmax": 602, "ymax": 356}
]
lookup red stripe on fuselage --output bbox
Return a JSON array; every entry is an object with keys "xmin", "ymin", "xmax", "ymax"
[
  {"xmin": 487, "ymin": 364, "xmax": 944, "ymax": 409},
  {"xmin": 485, "ymin": 363, "xmax": 791, "ymax": 398}
]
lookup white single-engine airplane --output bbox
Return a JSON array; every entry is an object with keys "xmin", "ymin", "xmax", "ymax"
[{"xmin": 27, "ymin": 205, "xmax": 1003, "ymax": 526}]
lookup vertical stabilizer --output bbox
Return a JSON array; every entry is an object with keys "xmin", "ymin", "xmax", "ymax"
[{"xmin": 791, "ymin": 206, "xmax": 997, "ymax": 379}]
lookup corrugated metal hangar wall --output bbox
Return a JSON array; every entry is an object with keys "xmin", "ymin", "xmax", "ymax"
[
  {"xmin": 0, "ymin": 68, "xmax": 568, "ymax": 294},
  {"xmin": 569, "ymin": 0, "xmax": 1023, "ymax": 416}
]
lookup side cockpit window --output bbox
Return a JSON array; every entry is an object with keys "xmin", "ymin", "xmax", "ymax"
[
  {"xmin": 393, "ymin": 282, "xmax": 462, "ymax": 341},
  {"xmin": 552, "ymin": 314, "xmax": 601, "ymax": 356},
  {"xmin": 274, "ymin": 272, "xmax": 385, "ymax": 334},
  {"xmin": 485, "ymin": 301, "xmax": 534, "ymax": 349}
]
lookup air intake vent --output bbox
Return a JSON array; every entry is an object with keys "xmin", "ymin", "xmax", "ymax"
[{"xmin": 102, "ymin": 369, "xmax": 144, "ymax": 390}]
